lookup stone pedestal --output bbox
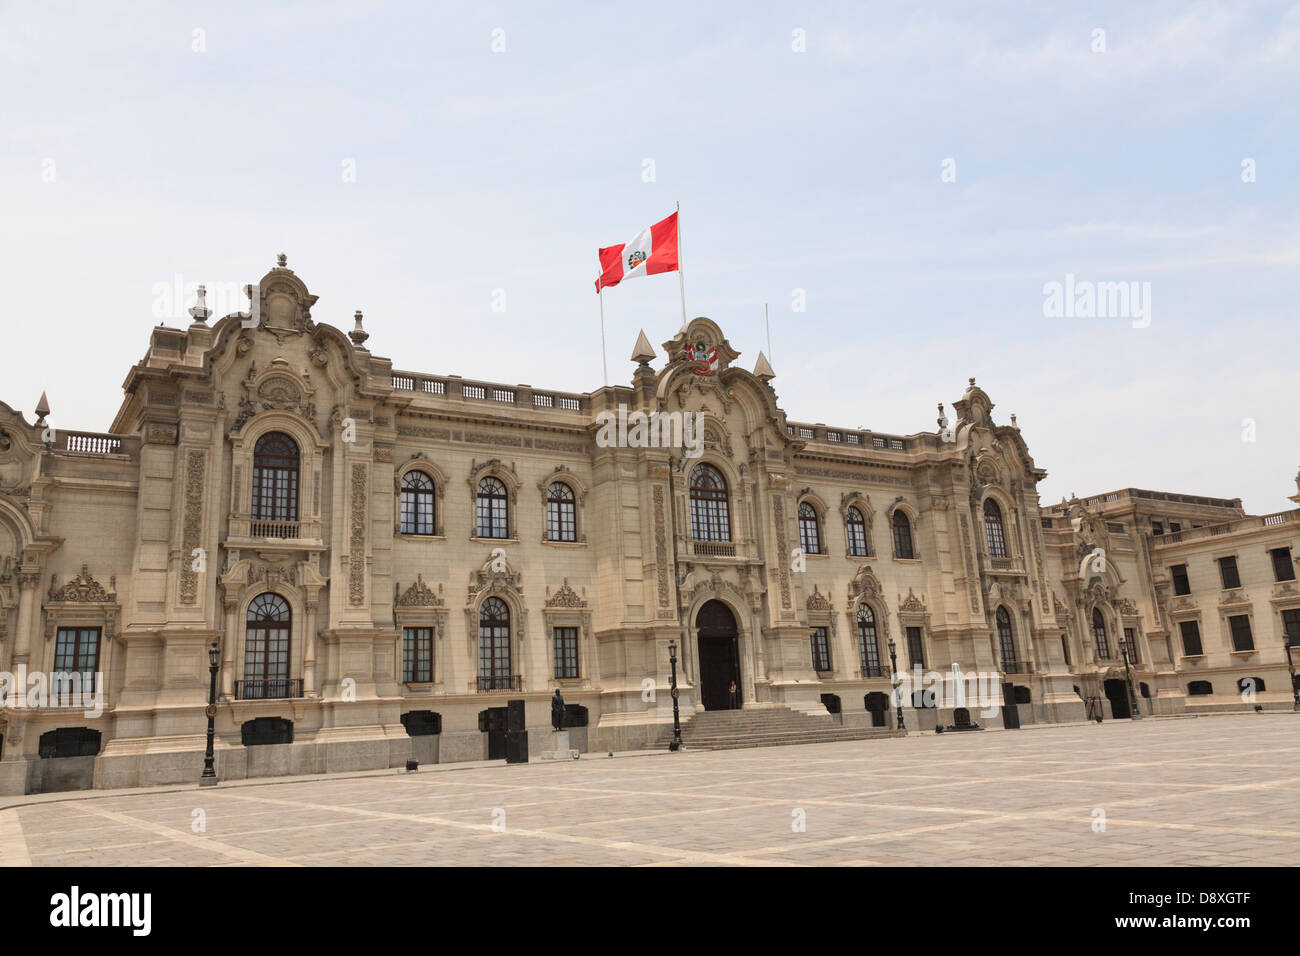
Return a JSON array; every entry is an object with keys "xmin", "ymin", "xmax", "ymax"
[{"xmin": 541, "ymin": 729, "xmax": 579, "ymax": 761}]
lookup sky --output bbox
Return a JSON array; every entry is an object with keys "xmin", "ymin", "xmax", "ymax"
[{"xmin": 2, "ymin": 1, "xmax": 1298, "ymax": 513}]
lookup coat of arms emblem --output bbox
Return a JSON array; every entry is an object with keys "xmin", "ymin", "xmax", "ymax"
[
  {"xmin": 684, "ymin": 341, "xmax": 719, "ymax": 377},
  {"xmin": 626, "ymin": 249, "xmax": 647, "ymax": 270}
]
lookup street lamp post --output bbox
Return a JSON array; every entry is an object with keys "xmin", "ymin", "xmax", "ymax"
[
  {"xmin": 887, "ymin": 638, "xmax": 905, "ymax": 732},
  {"xmin": 1120, "ymin": 640, "xmax": 1142, "ymax": 720},
  {"xmin": 1285, "ymin": 640, "xmax": 1300, "ymax": 713},
  {"xmin": 668, "ymin": 640, "xmax": 683, "ymax": 751},
  {"xmin": 201, "ymin": 640, "xmax": 220, "ymax": 786}
]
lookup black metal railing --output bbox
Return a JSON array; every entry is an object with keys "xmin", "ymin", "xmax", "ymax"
[
  {"xmin": 1001, "ymin": 660, "xmax": 1032, "ymax": 674},
  {"xmin": 235, "ymin": 679, "xmax": 304, "ymax": 700},
  {"xmin": 476, "ymin": 675, "xmax": 522, "ymax": 692},
  {"xmin": 859, "ymin": 665, "xmax": 886, "ymax": 678}
]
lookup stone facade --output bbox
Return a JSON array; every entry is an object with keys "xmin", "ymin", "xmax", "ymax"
[{"xmin": 0, "ymin": 257, "xmax": 1295, "ymax": 794}]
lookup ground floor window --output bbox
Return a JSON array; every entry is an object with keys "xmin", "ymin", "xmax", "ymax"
[
  {"xmin": 38, "ymin": 727, "xmax": 101, "ymax": 758},
  {"xmin": 402, "ymin": 627, "xmax": 433, "ymax": 682},
  {"xmin": 553, "ymin": 627, "xmax": 579, "ymax": 679},
  {"xmin": 1179, "ymin": 620, "xmax": 1203, "ymax": 656},
  {"xmin": 810, "ymin": 626, "xmax": 831, "ymax": 672}
]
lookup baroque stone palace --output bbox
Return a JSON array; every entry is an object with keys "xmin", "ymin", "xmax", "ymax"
[{"xmin": 0, "ymin": 257, "xmax": 1297, "ymax": 794}]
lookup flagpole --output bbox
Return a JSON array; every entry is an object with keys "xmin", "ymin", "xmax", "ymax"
[
  {"xmin": 765, "ymin": 303, "xmax": 771, "ymax": 362},
  {"xmin": 676, "ymin": 200, "xmax": 688, "ymax": 327},
  {"xmin": 599, "ymin": 283, "xmax": 609, "ymax": 387}
]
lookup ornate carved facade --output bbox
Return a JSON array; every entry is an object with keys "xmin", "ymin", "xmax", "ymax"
[{"xmin": 0, "ymin": 256, "xmax": 1295, "ymax": 793}]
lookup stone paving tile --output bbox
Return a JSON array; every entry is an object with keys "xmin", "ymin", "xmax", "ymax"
[{"xmin": 7, "ymin": 715, "xmax": 1298, "ymax": 866}]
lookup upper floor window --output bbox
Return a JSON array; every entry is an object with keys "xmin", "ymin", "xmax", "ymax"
[
  {"xmin": 845, "ymin": 507, "xmax": 868, "ymax": 556},
  {"xmin": 1271, "ymin": 547, "xmax": 1295, "ymax": 583},
  {"xmin": 1092, "ymin": 608, "xmax": 1111, "ymax": 659},
  {"xmin": 1218, "ymin": 556, "xmax": 1241, "ymax": 590},
  {"xmin": 1227, "ymin": 615, "xmax": 1254, "ymax": 653},
  {"xmin": 1171, "ymin": 564, "xmax": 1191, "ymax": 596},
  {"xmin": 54, "ymin": 627, "xmax": 100, "ymax": 696},
  {"xmin": 1121, "ymin": 627, "xmax": 1140, "ymax": 665},
  {"xmin": 252, "ymin": 432, "xmax": 299, "ymax": 522},
  {"xmin": 1179, "ymin": 620, "xmax": 1203, "ymax": 657},
  {"xmin": 996, "ymin": 607, "xmax": 1016, "ymax": 667},
  {"xmin": 553, "ymin": 626, "xmax": 579, "ymax": 678},
  {"xmin": 399, "ymin": 471, "xmax": 435, "ymax": 535},
  {"xmin": 402, "ymin": 626, "xmax": 433, "ymax": 682},
  {"xmin": 476, "ymin": 477, "xmax": 508, "ymax": 539},
  {"xmin": 983, "ymin": 499, "xmax": 1007, "ymax": 559},
  {"xmin": 243, "ymin": 593, "xmax": 292, "ymax": 699},
  {"xmin": 857, "ymin": 605, "xmax": 881, "ymax": 676},
  {"xmin": 689, "ymin": 464, "xmax": 730, "ymax": 542},
  {"xmin": 798, "ymin": 502, "xmax": 821, "ymax": 555},
  {"xmin": 891, "ymin": 510, "xmax": 914, "ymax": 560},
  {"xmin": 546, "ymin": 482, "xmax": 577, "ymax": 542}
]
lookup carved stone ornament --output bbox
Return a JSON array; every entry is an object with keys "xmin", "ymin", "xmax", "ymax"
[
  {"xmin": 899, "ymin": 587, "xmax": 926, "ymax": 615},
  {"xmin": 806, "ymin": 585, "xmax": 833, "ymax": 612},
  {"xmin": 396, "ymin": 574, "xmax": 444, "ymax": 607},
  {"xmin": 47, "ymin": 565, "xmax": 114, "ymax": 603},
  {"xmin": 848, "ymin": 564, "xmax": 882, "ymax": 603},
  {"xmin": 545, "ymin": 579, "xmax": 587, "ymax": 608}
]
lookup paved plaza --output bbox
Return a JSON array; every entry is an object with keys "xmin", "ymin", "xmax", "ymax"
[{"xmin": 1, "ymin": 714, "xmax": 1296, "ymax": 866}]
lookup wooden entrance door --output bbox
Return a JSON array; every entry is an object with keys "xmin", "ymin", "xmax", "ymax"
[{"xmin": 696, "ymin": 600, "xmax": 740, "ymax": 711}]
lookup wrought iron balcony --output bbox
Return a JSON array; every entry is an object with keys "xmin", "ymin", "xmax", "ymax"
[
  {"xmin": 859, "ymin": 665, "xmax": 886, "ymax": 679},
  {"xmin": 235, "ymin": 679, "xmax": 304, "ymax": 700},
  {"xmin": 476, "ymin": 675, "xmax": 523, "ymax": 693}
]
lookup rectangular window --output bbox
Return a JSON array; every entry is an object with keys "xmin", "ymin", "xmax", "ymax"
[
  {"xmin": 1227, "ymin": 615, "xmax": 1254, "ymax": 652},
  {"xmin": 1283, "ymin": 609, "xmax": 1300, "ymax": 647},
  {"xmin": 1271, "ymin": 547, "xmax": 1296, "ymax": 582},
  {"xmin": 1171, "ymin": 564, "xmax": 1191, "ymax": 596},
  {"xmin": 1121, "ymin": 627, "xmax": 1140, "ymax": 665},
  {"xmin": 906, "ymin": 626, "xmax": 925, "ymax": 669},
  {"xmin": 1169, "ymin": 522, "xmax": 1182, "ymax": 533},
  {"xmin": 810, "ymin": 627, "xmax": 831, "ymax": 672},
  {"xmin": 1179, "ymin": 620, "xmax": 1203, "ymax": 657},
  {"xmin": 1152, "ymin": 522, "xmax": 1164, "ymax": 536},
  {"xmin": 402, "ymin": 627, "xmax": 432, "ymax": 682},
  {"xmin": 553, "ymin": 627, "xmax": 579, "ymax": 679},
  {"xmin": 53, "ymin": 627, "xmax": 100, "ymax": 697},
  {"xmin": 1218, "ymin": 556, "xmax": 1241, "ymax": 590}
]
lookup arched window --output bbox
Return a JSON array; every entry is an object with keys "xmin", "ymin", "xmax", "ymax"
[
  {"xmin": 242, "ymin": 593, "xmax": 292, "ymax": 700},
  {"xmin": 891, "ymin": 510, "xmax": 914, "ymax": 559},
  {"xmin": 857, "ymin": 605, "xmax": 882, "ymax": 677},
  {"xmin": 984, "ymin": 499, "xmax": 1007, "ymax": 559},
  {"xmin": 400, "ymin": 470, "xmax": 435, "ymax": 535},
  {"xmin": 1092, "ymin": 607, "xmax": 1111, "ymax": 660},
  {"xmin": 845, "ymin": 506, "xmax": 868, "ymax": 557},
  {"xmin": 546, "ymin": 482, "xmax": 576, "ymax": 542},
  {"xmin": 476, "ymin": 476, "xmax": 508, "ymax": 539},
  {"xmin": 252, "ymin": 432, "xmax": 298, "ymax": 522},
  {"xmin": 689, "ymin": 464, "xmax": 730, "ymax": 541},
  {"xmin": 478, "ymin": 596, "xmax": 512, "ymax": 690},
  {"xmin": 996, "ymin": 606, "xmax": 1017, "ymax": 668},
  {"xmin": 798, "ymin": 502, "xmax": 821, "ymax": 555}
]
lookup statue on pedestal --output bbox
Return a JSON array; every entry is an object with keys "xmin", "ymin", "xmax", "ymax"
[{"xmin": 551, "ymin": 689, "xmax": 566, "ymax": 731}]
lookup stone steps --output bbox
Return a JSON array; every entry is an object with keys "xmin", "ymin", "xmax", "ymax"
[{"xmin": 655, "ymin": 706, "xmax": 902, "ymax": 751}]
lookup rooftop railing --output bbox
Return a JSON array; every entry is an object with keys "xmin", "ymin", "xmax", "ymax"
[{"xmin": 390, "ymin": 373, "xmax": 586, "ymax": 413}]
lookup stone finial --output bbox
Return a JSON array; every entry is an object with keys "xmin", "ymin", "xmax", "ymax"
[
  {"xmin": 189, "ymin": 284, "xmax": 212, "ymax": 323},
  {"xmin": 350, "ymin": 309, "xmax": 370, "ymax": 346},
  {"xmin": 276, "ymin": 252, "xmax": 288, "ymax": 268},
  {"xmin": 1010, "ymin": 412, "xmax": 1018, "ymax": 429},
  {"xmin": 630, "ymin": 329, "xmax": 656, "ymax": 365},
  {"xmin": 969, "ymin": 377, "xmax": 976, "ymax": 387},
  {"xmin": 35, "ymin": 391, "xmax": 50, "ymax": 425},
  {"xmin": 753, "ymin": 350, "xmax": 775, "ymax": 382}
]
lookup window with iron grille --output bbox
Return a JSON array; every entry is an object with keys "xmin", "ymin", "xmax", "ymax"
[
  {"xmin": 1218, "ymin": 556, "xmax": 1241, "ymax": 590},
  {"xmin": 252, "ymin": 431, "xmax": 299, "ymax": 521},
  {"xmin": 38, "ymin": 727, "xmax": 102, "ymax": 758},
  {"xmin": 798, "ymin": 502, "xmax": 821, "ymax": 554},
  {"xmin": 400, "ymin": 470, "xmax": 435, "ymax": 535},
  {"xmin": 1179, "ymin": 620, "xmax": 1203, "ymax": 656},
  {"xmin": 906, "ymin": 626, "xmax": 925, "ymax": 668},
  {"xmin": 1271, "ymin": 547, "xmax": 1296, "ymax": 582},
  {"xmin": 983, "ymin": 499, "xmax": 1007, "ymax": 558},
  {"xmin": 553, "ymin": 626, "xmax": 579, "ymax": 679},
  {"xmin": 479, "ymin": 597, "xmax": 511, "ymax": 685},
  {"xmin": 810, "ymin": 627, "xmax": 831, "ymax": 672},
  {"xmin": 1092, "ymin": 608, "xmax": 1111, "ymax": 659},
  {"xmin": 891, "ymin": 510, "xmax": 914, "ymax": 559},
  {"xmin": 1169, "ymin": 522, "xmax": 1181, "ymax": 533},
  {"xmin": 1228, "ymin": 615, "xmax": 1254, "ymax": 652},
  {"xmin": 402, "ymin": 627, "xmax": 433, "ymax": 682},
  {"xmin": 996, "ymin": 607, "xmax": 1016, "ymax": 667},
  {"xmin": 1171, "ymin": 564, "xmax": 1191, "ymax": 596},
  {"xmin": 54, "ymin": 627, "xmax": 100, "ymax": 695},
  {"xmin": 546, "ymin": 482, "xmax": 577, "ymax": 542},
  {"xmin": 689, "ymin": 464, "xmax": 730, "ymax": 541},
  {"xmin": 1121, "ymin": 627, "xmax": 1140, "ymax": 664},
  {"xmin": 1152, "ymin": 521, "xmax": 1164, "ymax": 536},
  {"xmin": 845, "ymin": 507, "xmax": 868, "ymax": 556},
  {"xmin": 1284, "ymin": 609, "xmax": 1300, "ymax": 646},
  {"xmin": 476, "ymin": 476, "xmax": 509, "ymax": 538},
  {"xmin": 245, "ymin": 593, "xmax": 291, "ymax": 693},
  {"xmin": 857, "ymin": 606, "xmax": 881, "ymax": 675}
]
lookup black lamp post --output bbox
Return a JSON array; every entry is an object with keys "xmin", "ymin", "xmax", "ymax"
[
  {"xmin": 1120, "ymin": 640, "xmax": 1142, "ymax": 720},
  {"xmin": 667, "ymin": 640, "xmax": 683, "ymax": 751},
  {"xmin": 201, "ymin": 640, "xmax": 220, "ymax": 787},
  {"xmin": 1285, "ymin": 639, "xmax": 1300, "ymax": 713},
  {"xmin": 887, "ymin": 638, "xmax": 905, "ymax": 731}
]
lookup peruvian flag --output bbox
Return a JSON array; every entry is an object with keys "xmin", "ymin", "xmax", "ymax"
[{"xmin": 594, "ymin": 212, "xmax": 679, "ymax": 292}]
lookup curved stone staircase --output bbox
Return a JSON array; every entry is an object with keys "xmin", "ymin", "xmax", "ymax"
[{"xmin": 654, "ymin": 706, "xmax": 902, "ymax": 752}]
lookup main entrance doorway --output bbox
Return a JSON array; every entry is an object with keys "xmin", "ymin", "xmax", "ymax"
[
  {"xmin": 696, "ymin": 600, "xmax": 741, "ymax": 711},
  {"xmin": 1103, "ymin": 678, "xmax": 1131, "ymax": 719}
]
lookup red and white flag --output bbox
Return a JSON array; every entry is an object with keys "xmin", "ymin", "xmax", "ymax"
[{"xmin": 594, "ymin": 212, "xmax": 679, "ymax": 292}]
